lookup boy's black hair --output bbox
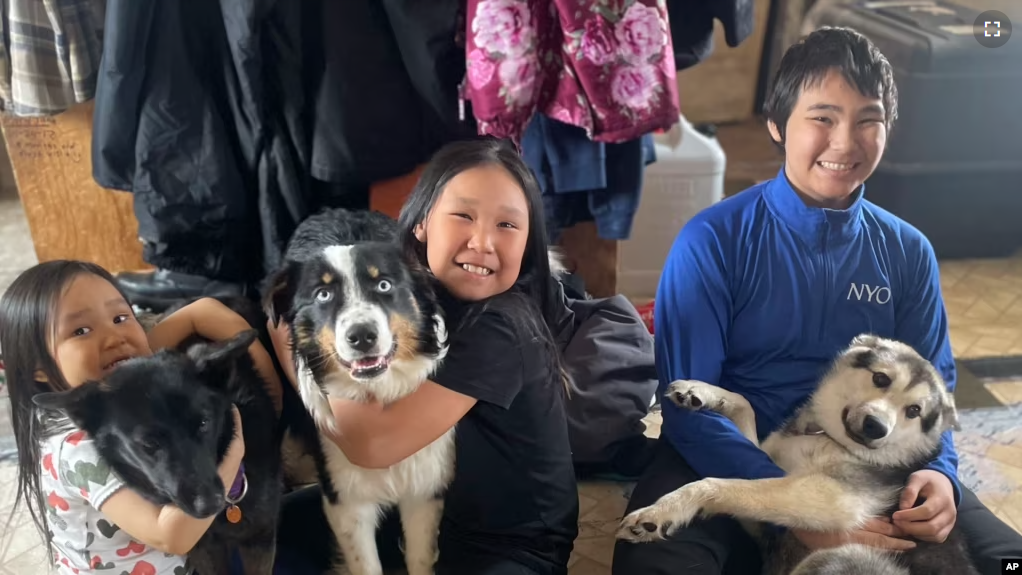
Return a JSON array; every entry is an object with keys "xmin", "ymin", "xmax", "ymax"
[
  {"xmin": 396, "ymin": 137, "xmax": 569, "ymax": 391},
  {"xmin": 764, "ymin": 26, "xmax": 898, "ymax": 146},
  {"xmin": 0, "ymin": 260, "xmax": 134, "ymax": 557}
]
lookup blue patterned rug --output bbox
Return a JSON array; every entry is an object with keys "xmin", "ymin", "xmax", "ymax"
[{"xmin": 955, "ymin": 403, "xmax": 1022, "ymax": 497}]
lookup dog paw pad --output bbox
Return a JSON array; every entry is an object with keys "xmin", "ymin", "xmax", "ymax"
[{"xmin": 666, "ymin": 381, "xmax": 721, "ymax": 412}]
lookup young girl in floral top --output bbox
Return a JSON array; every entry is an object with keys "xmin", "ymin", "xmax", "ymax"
[{"xmin": 1, "ymin": 260, "xmax": 282, "ymax": 574}]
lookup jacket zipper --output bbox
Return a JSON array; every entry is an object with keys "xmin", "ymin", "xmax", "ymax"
[
  {"xmin": 819, "ymin": 222, "xmax": 830, "ymax": 341},
  {"xmin": 457, "ymin": 76, "xmax": 467, "ymax": 122}
]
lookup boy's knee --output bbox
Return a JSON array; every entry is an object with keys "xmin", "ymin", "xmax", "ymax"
[{"xmin": 613, "ymin": 536, "xmax": 725, "ymax": 575}]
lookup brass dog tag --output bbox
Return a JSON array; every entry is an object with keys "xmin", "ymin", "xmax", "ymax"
[{"xmin": 226, "ymin": 505, "xmax": 242, "ymax": 524}]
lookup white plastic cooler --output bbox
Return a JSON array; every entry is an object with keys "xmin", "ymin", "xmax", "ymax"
[{"xmin": 617, "ymin": 115, "xmax": 726, "ymax": 299}]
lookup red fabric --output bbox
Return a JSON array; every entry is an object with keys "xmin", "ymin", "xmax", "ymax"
[
  {"xmin": 464, "ymin": 0, "xmax": 680, "ymax": 144},
  {"xmin": 636, "ymin": 300, "xmax": 655, "ymax": 334},
  {"xmin": 369, "ymin": 164, "xmax": 425, "ymax": 219}
]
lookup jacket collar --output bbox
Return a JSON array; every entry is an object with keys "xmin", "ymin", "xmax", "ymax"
[{"xmin": 763, "ymin": 166, "xmax": 864, "ymax": 243}]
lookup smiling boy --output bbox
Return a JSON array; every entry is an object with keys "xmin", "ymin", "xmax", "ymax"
[{"xmin": 612, "ymin": 27, "xmax": 1022, "ymax": 575}]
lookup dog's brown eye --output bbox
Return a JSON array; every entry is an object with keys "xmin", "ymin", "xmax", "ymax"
[
  {"xmin": 198, "ymin": 418, "xmax": 209, "ymax": 431},
  {"xmin": 141, "ymin": 438, "xmax": 159, "ymax": 455},
  {"xmin": 872, "ymin": 372, "xmax": 891, "ymax": 388},
  {"xmin": 906, "ymin": 405, "xmax": 921, "ymax": 419},
  {"xmin": 314, "ymin": 288, "xmax": 333, "ymax": 303}
]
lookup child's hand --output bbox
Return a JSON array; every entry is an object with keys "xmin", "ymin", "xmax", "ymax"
[
  {"xmin": 892, "ymin": 470, "xmax": 957, "ymax": 543},
  {"xmin": 792, "ymin": 518, "xmax": 916, "ymax": 551}
]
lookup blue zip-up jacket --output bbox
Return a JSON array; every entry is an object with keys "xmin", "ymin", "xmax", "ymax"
[{"xmin": 655, "ymin": 168, "xmax": 961, "ymax": 504}]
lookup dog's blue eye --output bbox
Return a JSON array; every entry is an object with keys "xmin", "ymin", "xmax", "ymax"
[
  {"xmin": 905, "ymin": 405, "xmax": 921, "ymax": 419},
  {"xmin": 377, "ymin": 280, "xmax": 392, "ymax": 293},
  {"xmin": 314, "ymin": 288, "xmax": 333, "ymax": 303}
]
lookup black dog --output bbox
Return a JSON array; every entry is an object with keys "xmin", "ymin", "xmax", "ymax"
[{"xmin": 33, "ymin": 330, "xmax": 282, "ymax": 574}]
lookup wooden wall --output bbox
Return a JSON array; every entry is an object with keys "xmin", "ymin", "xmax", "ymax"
[{"xmin": 0, "ymin": 102, "xmax": 149, "ymax": 274}]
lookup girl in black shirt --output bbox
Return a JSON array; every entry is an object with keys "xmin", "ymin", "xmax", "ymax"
[{"xmin": 272, "ymin": 138, "xmax": 579, "ymax": 575}]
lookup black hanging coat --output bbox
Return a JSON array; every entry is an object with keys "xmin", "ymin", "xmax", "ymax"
[
  {"xmin": 91, "ymin": 0, "xmax": 468, "ymax": 283},
  {"xmin": 668, "ymin": 0, "xmax": 756, "ymax": 71},
  {"xmin": 92, "ymin": 0, "xmax": 309, "ymax": 283}
]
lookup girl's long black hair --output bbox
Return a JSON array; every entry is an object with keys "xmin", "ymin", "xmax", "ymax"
[
  {"xmin": 396, "ymin": 137, "xmax": 569, "ymax": 390},
  {"xmin": 0, "ymin": 260, "xmax": 129, "ymax": 555}
]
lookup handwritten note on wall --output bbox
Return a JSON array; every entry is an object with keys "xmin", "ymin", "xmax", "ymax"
[
  {"xmin": 4, "ymin": 116, "xmax": 82, "ymax": 163},
  {"xmin": 0, "ymin": 103, "xmax": 148, "ymax": 272}
]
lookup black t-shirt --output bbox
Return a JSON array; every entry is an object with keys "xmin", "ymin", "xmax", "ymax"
[{"xmin": 432, "ymin": 306, "xmax": 579, "ymax": 574}]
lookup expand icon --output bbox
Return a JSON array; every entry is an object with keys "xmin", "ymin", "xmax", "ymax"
[{"xmin": 974, "ymin": 10, "xmax": 1012, "ymax": 48}]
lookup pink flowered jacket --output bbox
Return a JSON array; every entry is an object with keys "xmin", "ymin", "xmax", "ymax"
[{"xmin": 463, "ymin": 0, "xmax": 680, "ymax": 144}]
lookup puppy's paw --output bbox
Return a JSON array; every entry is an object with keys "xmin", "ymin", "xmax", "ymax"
[
  {"xmin": 616, "ymin": 505, "xmax": 679, "ymax": 543},
  {"xmin": 616, "ymin": 487, "xmax": 704, "ymax": 543},
  {"xmin": 666, "ymin": 380, "xmax": 724, "ymax": 412}
]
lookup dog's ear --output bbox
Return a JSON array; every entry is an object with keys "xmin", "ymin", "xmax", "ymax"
[
  {"xmin": 188, "ymin": 329, "xmax": 259, "ymax": 392},
  {"xmin": 850, "ymin": 333, "xmax": 880, "ymax": 349},
  {"xmin": 547, "ymin": 247, "xmax": 569, "ymax": 278},
  {"xmin": 399, "ymin": 249, "xmax": 448, "ymax": 360},
  {"xmin": 942, "ymin": 395, "xmax": 962, "ymax": 432},
  {"xmin": 32, "ymin": 382, "xmax": 105, "ymax": 431},
  {"xmin": 401, "ymin": 248, "xmax": 437, "ymax": 299},
  {"xmin": 262, "ymin": 263, "xmax": 299, "ymax": 328}
]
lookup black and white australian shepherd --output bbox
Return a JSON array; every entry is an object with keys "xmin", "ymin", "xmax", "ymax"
[{"xmin": 263, "ymin": 208, "xmax": 452, "ymax": 575}]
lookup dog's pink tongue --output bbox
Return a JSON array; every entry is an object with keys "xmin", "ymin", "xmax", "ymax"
[{"xmin": 352, "ymin": 357, "xmax": 383, "ymax": 370}]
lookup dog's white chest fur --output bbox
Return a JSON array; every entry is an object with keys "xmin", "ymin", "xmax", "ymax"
[
  {"xmin": 315, "ymin": 366, "xmax": 456, "ymax": 502},
  {"xmin": 322, "ymin": 427, "xmax": 455, "ymax": 503},
  {"xmin": 295, "ymin": 357, "xmax": 455, "ymax": 575},
  {"xmin": 762, "ymin": 432, "xmax": 839, "ymax": 475}
]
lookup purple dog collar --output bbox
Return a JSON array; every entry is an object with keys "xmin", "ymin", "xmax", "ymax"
[{"xmin": 226, "ymin": 462, "xmax": 248, "ymax": 504}]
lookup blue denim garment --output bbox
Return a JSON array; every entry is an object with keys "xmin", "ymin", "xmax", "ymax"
[{"xmin": 522, "ymin": 115, "xmax": 656, "ymax": 242}]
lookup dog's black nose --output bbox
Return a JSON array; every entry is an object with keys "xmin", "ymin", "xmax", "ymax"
[
  {"xmin": 345, "ymin": 323, "xmax": 378, "ymax": 353},
  {"xmin": 861, "ymin": 415, "xmax": 888, "ymax": 440},
  {"xmin": 191, "ymin": 492, "xmax": 225, "ymax": 518}
]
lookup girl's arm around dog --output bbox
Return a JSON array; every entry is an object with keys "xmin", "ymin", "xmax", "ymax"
[
  {"xmin": 96, "ymin": 407, "xmax": 246, "ymax": 556},
  {"xmin": 267, "ymin": 316, "xmax": 476, "ymax": 468},
  {"xmin": 325, "ymin": 384, "xmax": 475, "ymax": 468},
  {"xmin": 149, "ymin": 297, "xmax": 283, "ymax": 415}
]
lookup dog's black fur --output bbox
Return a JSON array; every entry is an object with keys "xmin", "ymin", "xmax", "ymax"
[
  {"xmin": 33, "ymin": 330, "xmax": 282, "ymax": 575},
  {"xmin": 278, "ymin": 207, "xmax": 398, "ymax": 265},
  {"xmin": 157, "ymin": 294, "xmax": 339, "ymax": 505},
  {"xmin": 260, "ymin": 207, "xmax": 448, "ymax": 510},
  {"xmin": 262, "ymin": 208, "xmax": 447, "ymax": 400},
  {"xmin": 264, "ymin": 207, "xmax": 403, "ymax": 326},
  {"xmin": 260, "ymin": 201, "xmax": 455, "ymax": 575}
]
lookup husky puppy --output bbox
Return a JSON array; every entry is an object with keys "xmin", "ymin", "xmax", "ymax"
[{"xmin": 617, "ymin": 334, "xmax": 979, "ymax": 575}]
